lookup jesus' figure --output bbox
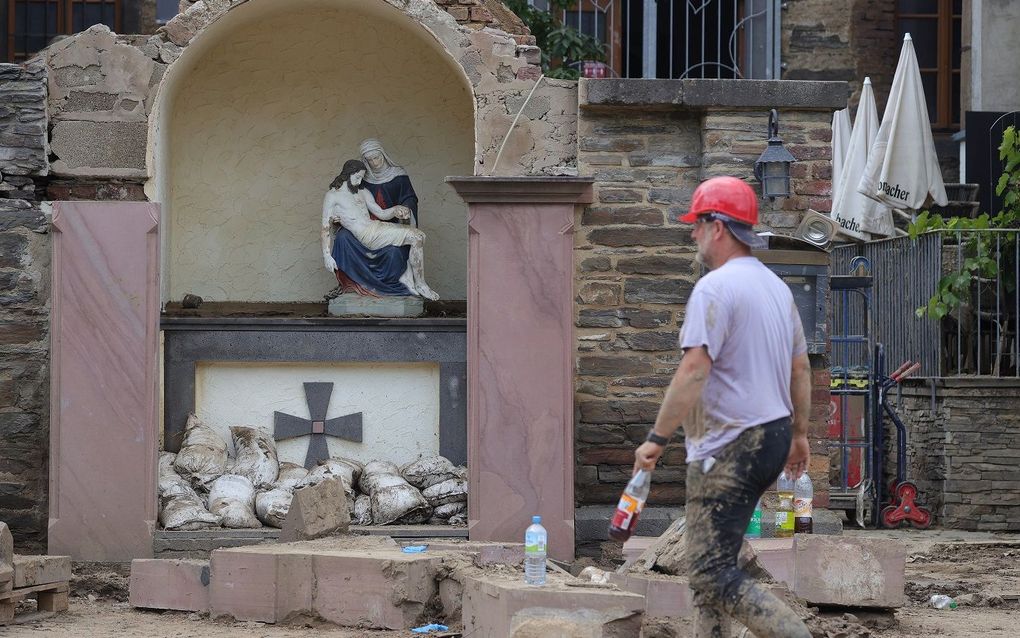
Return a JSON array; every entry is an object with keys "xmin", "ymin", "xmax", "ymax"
[{"xmin": 321, "ymin": 159, "xmax": 439, "ymax": 301}]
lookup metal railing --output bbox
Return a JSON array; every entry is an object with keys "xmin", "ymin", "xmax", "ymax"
[
  {"xmin": 832, "ymin": 230, "xmax": 1020, "ymax": 378},
  {"xmin": 535, "ymin": 0, "xmax": 781, "ymax": 79}
]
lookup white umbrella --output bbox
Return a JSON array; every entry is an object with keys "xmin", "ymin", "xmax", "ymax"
[
  {"xmin": 831, "ymin": 107, "xmax": 852, "ymax": 200},
  {"xmin": 858, "ymin": 33, "xmax": 948, "ymax": 212},
  {"xmin": 832, "ymin": 78, "xmax": 893, "ymax": 239}
]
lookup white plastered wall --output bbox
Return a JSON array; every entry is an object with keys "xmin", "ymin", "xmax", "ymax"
[{"xmin": 153, "ymin": 0, "xmax": 474, "ymax": 303}]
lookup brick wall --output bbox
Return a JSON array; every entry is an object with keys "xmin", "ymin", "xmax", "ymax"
[
  {"xmin": 575, "ymin": 79, "xmax": 843, "ymax": 508},
  {"xmin": 0, "ymin": 62, "xmax": 49, "ymax": 552},
  {"xmin": 892, "ymin": 380, "xmax": 1020, "ymax": 531}
]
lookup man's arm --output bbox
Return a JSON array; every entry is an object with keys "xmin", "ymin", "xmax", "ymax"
[
  {"xmin": 361, "ymin": 190, "xmax": 408, "ymax": 220},
  {"xmin": 633, "ymin": 346, "xmax": 712, "ymax": 471},
  {"xmin": 786, "ymin": 351, "xmax": 812, "ymax": 477},
  {"xmin": 321, "ymin": 197, "xmax": 339, "ymax": 272}
]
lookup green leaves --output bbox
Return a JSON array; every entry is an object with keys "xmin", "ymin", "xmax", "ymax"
[{"xmin": 504, "ymin": 0, "xmax": 606, "ymax": 79}]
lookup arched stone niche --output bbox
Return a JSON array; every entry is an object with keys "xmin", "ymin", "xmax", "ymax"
[{"xmin": 152, "ymin": 0, "xmax": 477, "ymax": 302}]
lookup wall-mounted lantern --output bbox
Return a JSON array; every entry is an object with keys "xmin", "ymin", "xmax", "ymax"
[{"xmin": 754, "ymin": 109, "xmax": 797, "ymax": 200}]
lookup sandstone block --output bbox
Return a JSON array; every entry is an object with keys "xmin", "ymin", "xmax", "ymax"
[
  {"xmin": 610, "ymin": 572, "xmax": 693, "ymax": 617},
  {"xmin": 12, "ymin": 555, "xmax": 71, "ymax": 588},
  {"xmin": 794, "ymin": 535, "xmax": 906, "ymax": 608},
  {"xmin": 462, "ymin": 573, "xmax": 645, "ymax": 638},
  {"xmin": 280, "ymin": 478, "xmax": 350, "ymax": 542},
  {"xmin": 129, "ymin": 558, "xmax": 210, "ymax": 612},
  {"xmin": 510, "ymin": 607, "xmax": 643, "ymax": 637}
]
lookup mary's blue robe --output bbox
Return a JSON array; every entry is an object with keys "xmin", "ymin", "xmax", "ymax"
[{"xmin": 330, "ymin": 175, "xmax": 418, "ymax": 296}]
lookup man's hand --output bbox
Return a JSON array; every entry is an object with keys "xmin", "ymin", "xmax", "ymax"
[
  {"xmin": 393, "ymin": 206, "xmax": 411, "ymax": 220},
  {"xmin": 785, "ymin": 434, "xmax": 810, "ymax": 479},
  {"xmin": 634, "ymin": 441, "xmax": 664, "ymax": 474}
]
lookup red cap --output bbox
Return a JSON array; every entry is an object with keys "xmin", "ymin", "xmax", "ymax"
[{"xmin": 679, "ymin": 176, "xmax": 759, "ymax": 225}]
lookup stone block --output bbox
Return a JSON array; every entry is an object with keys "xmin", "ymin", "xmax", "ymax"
[
  {"xmin": 610, "ymin": 572, "xmax": 693, "ymax": 617},
  {"xmin": 794, "ymin": 535, "xmax": 906, "ymax": 608},
  {"xmin": 749, "ymin": 538, "xmax": 795, "ymax": 587},
  {"xmin": 279, "ymin": 478, "xmax": 350, "ymax": 543},
  {"xmin": 208, "ymin": 546, "xmax": 313, "ymax": 623},
  {"xmin": 49, "ymin": 121, "xmax": 147, "ymax": 176},
  {"xmin": 12, "ymin": 555, "xmax": 71, "ymax": 588},
  {"xmin": 129, "ymin": 558, "xmax": 210, "ymax": 612},
  {"xmin": 462, "ymin": 573, "xmax": 645, "ymax": 638},
  {"xmin": 327, "ymin": 295, "xmax": 423, "ymax": 317},
  {"xmin": 510, "ymin": 607, "xmax": 644, "ymax": 637}
]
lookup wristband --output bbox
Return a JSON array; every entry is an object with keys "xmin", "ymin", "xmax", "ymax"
[{"xmin": 645, "ymin": 431, "xmax": 670, "ymax": 446}]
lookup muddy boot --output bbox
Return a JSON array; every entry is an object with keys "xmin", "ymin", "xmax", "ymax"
[
  {"xmin": 693, "ymin": 604, "xmax": 731, "ymax": 638},
  {"xmin": 727, "ymin": 581, "xmax": 811, "ymax": 638}
]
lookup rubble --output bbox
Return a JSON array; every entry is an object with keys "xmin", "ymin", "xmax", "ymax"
[{"xmin": 279, "ymin": 478, "xmax": 350, "ymax": 542}]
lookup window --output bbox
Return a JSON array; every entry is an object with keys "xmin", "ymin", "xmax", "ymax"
[
  {"xmin": 896, "ymin": 0, "xmax": 962, "ymax": 129},
  {"xmin": 5, "ymin": 0, "xmax": 119, "ymax": 61}
]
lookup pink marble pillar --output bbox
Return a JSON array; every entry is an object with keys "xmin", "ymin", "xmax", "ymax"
[
  {"xmin": 49, "ymin": 202, "xmax": 160, "ymax": 561},
  {"xmin": 448, "ymin": 177, "xmax": 594, "ymax": 561}
]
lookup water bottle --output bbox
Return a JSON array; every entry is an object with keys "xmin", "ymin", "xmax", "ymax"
[
  {"xmin": 794, "ymin": 473, "xmax": 813, "ymax": 534},
  {"xmin": 608, "ymin": 469, "xmax": 651, "ymax": 542},
  {"xmin": 745, "ymin": 499, "xmax": 763, "ymax": 539},
  {"xmin": 930, "ymin": 594, "xmax": 957, "ymax": 609},
  {"xmin": 775, "ymin": 471, "xmax": 795, "ymax": 538},
  {"xmin": 524, "ymin": 515, "xmax": 547, "ymax": 585}
]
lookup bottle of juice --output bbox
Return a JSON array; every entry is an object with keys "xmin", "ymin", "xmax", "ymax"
[
  {"xmin": 775, "ymin": 471, "xmax": 795, "ymax": 538},
  {"xmin": 608, "ymin": 469, "xmax": 651, "ymax": 542},
  {"xmin": 794, "ymin": 473, "xmax": 814, "ymax": 534}
]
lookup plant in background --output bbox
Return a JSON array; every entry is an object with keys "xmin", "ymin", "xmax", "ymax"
[
  {"xmin": 911, "ymin": 125, "xmax": 1020, "ymax": 321},
  {"xmin": 505, "ymin": 0, "xmax": 606, "ymax": 80}
]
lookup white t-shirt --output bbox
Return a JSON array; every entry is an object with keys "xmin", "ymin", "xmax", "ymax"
[{"xmin": 679, "ymin": 256, "xmax": 808, "ymax": 462}]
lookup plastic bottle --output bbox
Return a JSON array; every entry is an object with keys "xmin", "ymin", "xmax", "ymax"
[
  {"xmin": 930, "ymin": 594, "xmax": 957, "ymax": 609},
  {"xmin": 775, "ymin": 471, "xmax": 795, "ymax": 538},
  {"xmin": 608, "ymin": 469, "xmax": 652, "ymax": 542},
  {"xmin": 745, "ymin": 499, "xmax": 763, "ymax": 539},
  {"xmin": 794, "ymin": 473, "xmax": 814, "ymax": 534},
  {"xmin": 524, "ymin": 515, "xmax": 547, "ymax": 585}
]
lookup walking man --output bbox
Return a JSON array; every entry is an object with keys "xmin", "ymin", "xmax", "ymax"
[{"xmin": 633, "ymin": 176, "xmax": 812, "ymax": 637}]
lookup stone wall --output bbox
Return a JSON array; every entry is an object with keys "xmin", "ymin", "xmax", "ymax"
[
  {"xmin": 0, "ymin": 63, "xmax": 50, "ymax": 552},
  {"xmin": 574, "ymin": 79, "xmax": 845, "ymax": 508},
  {"xmin": 891, "ymin": 379, "xmax": 1020, "ymax": 531}
]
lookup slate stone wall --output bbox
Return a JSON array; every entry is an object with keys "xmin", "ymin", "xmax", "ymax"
[
  {"xmin": 574, "ymin": 79, "xmax": 844, "ymax": 508},
  {"xmin": 892, "ymin": 380, "xmax": 1020, "ymax": 531},
  {"xmin": 0, "ymin": 62, "xmax": 50, "ymax": 552}
]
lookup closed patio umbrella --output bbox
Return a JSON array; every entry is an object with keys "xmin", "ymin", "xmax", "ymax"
[
  {"xmin": 832, "ymin": 78, "xmax": 893, "ymax": 239},
  {"xmin": 858, "ymin": 33, "xmax": 948, "ymax": 212},
  {"xmin": 831, "ymin": 107, "xmax": 852, "ymax": 201}
]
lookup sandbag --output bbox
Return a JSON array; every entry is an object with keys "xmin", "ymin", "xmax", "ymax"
[
  {"xmin": 357, "ymin": 460, "xmax": 401, "ymax": 493},
  {"xmin": 275, "ymin": 462, "xmax": 310, "ymax": 491},
  {"xmin": 400, "ymin": 455, "xmax": 458, "ymax": 490},
  {"xmin": 160, "ymin": 494, "xmax": 219, "ymax": 530},
  {"xmin": 433, "ymin": 501, "xmax": 467, "ymax": 519},
  {"xmin": 300, "ymin": 459, "xmax": 358, "ymax": 500},
  {"xmin": 208, "ymin": 474, "xmax": 260, "ymax": 528},
  {"xmin": 448, "ymin": 513, "xmax": 467, "ymax": 526},
  {"xmin": 230, "ymin": 426, "xmax": 280, "ymax": 488},
  {"xmin": 352, "ymin": 494, "xmax": 373, "ymax": 526},
  {"xmin": 158, "ymin": 452, "xmax": 178, "ymax": 478},
  {"xmin": 255, "ymin": 488, "xmax": 292, "ymax": 528},
  {"xmin": 174, "ymin": 414, "xmax": 228, "ymax": 483},
  {"xmin": 371, "ymin": 484, "xmax": 430, "ymax": 526},
  {"xmin": 422, "ymin": 478, "xmax": 468, "ymax": 507}
]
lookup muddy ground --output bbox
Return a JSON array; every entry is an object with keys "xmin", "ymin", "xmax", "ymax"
[{"xmin": 2, "ymin": 530, "xmax": 1018, "ymax": 637}]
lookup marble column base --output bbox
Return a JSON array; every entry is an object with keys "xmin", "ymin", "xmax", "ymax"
[{"xmin": 328, "ymin": 294, "xmax": 423, "ymax": 318}]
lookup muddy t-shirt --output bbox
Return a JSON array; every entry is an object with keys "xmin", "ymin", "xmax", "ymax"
[{"xmin": 679, "ymin": 256, "xmax": 807, "ymax": 462}]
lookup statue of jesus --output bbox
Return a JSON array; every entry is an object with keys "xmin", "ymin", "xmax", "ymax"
[{"xmin": 321, "ymin": 159, "xmax": 439, "ymax": 301}]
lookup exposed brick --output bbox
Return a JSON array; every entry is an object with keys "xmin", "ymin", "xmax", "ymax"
[
  {"xmin": 582, "ymin": 207, "xmax": 663, "ymax": 226},
  {"xmin": 623, "ymin": 279, "xmax": 692, "ymax": 304},
  {"xmin": 0, "ymin": 321, "xmax": 42, "ymax": 345},
  {"xmin": 619, "ymin": 331, "xmax": 678, "ymax": 352},
  {"xmin": 577, "ymin": 282, "xmax": 621, "ymax": 305},
  {"xmin": 596, "ymin": 189, "xmax": 643, "ymax": 204},
  {"xmin": 577, "ymin": 424, "xmax": 627, "ymax": 444},
  {"xmin": 578, "ymin": 446, "xmax": 638, "ymax": 465},
  {"xmin": 579, "ymin": 400, "xmax": 660, "ymax": 424},
  {"xmin": 578, "ymin": 356, "xmax": 652, "ymax": 377},
  {"xmin": 0, "ymin": 234, "xmax": 28, "ymax": 268},
  {"xmin": 580, "ymin": 256, "xmax": 612, "ymax": 272},
  {"xmin": 588, "ymin": 227, "xmax": 691, "ymax": 247},
  {"xmin": 617, "ymin": 255, "xmax": 695, "ymax": 276}
]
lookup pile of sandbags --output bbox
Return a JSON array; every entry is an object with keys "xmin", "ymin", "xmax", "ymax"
[{"xmin": 157, "ymin": 415, "xmax": 468, "ymax": 531}]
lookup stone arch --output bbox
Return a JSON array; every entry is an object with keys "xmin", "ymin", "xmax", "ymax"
[{"xmin": 147, "ymin": 0, "xmax": 491, "ymax": 303}]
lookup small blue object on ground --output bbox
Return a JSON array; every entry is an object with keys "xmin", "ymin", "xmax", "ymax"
[
  {"xmin": 402, "ymin": 545, "xmax": 428, "ymax": 553},
  {"xmin": 411, "ymin": 623, "xmax": 449, "ymax": 633}
]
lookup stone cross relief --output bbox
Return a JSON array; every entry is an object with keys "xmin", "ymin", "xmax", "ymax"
[{"xmin": 273, "ymin": 382, "xmax": 362, "ymax": 469}]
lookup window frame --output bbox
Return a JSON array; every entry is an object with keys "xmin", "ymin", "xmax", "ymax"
[
  {"xmin": 5, "ymin": 0, "xmax": 120, "ymax": 62},
  {"xmin": 895, "ymin": 0, "xmax": 962, "ymax": 130}
]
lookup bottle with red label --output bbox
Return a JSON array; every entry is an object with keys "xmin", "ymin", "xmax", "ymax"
[{"xmin": 608, "ymin": 469, "xmax": 651, "ymax": 542}]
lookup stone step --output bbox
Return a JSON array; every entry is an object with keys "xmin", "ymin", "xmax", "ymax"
[
  {"xmin": 12, "ymin": 555, "xmax": 71, "ymax": 589},
  {"xmin": 129, "ymin": 559, "xmax": 210, "ymax": 612}
]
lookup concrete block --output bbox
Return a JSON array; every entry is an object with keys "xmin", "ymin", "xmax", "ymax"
[
  {"xmin": 510, "ymin": 607, "xmax": 644, "ymax": 637},
  {"xmin": 50, "ymin": 121, "xmax": 147, "ymax": 177},
  {"xmin": 610, "ymin": 572, "xmax": 693, "ymax": 617},
  {"xmin": 794, "ymin": 535, "xmax": 906, "ymax": 608},
  {"xmin": 280, "ymin": 478, "xmax": 349, "ymax": 543},
  {"xmin": 12, "ymin": 555, "xmax": 71, "ymax": 588},
  {"xmin": 129, "ymin": 559, "xmax": 210, "ymax": 612},
  {"xmin": 462, "ymin": 573, "xmax": 645, "ymax": 638}
]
